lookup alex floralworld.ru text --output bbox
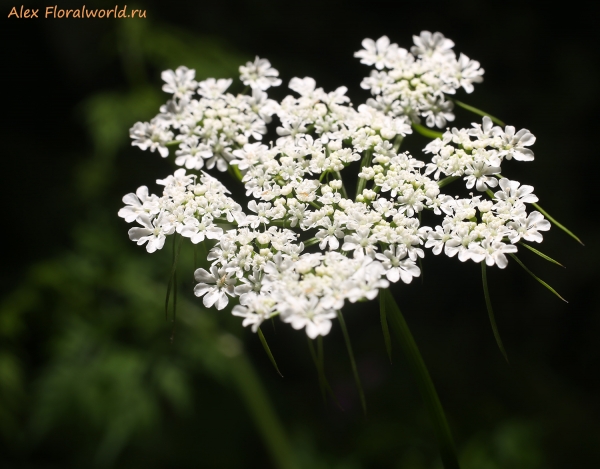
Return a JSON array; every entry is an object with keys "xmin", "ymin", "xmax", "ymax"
[{"xmin": 7, "ymin": 5, "xmax": 147, "ymax": 18}]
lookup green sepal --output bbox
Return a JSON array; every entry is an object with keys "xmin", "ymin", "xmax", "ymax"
[
  {"xmin": 381, "ymin": 289, "xmax": 461, "ymax": 469},
  {"xmin": 509, "ymin": 254, "xmax": 568, "ymax": 303},
  {"xmin": 452, "ymin": 99, "xmax": 506, "ymax": 126},
  {"xmin": 481, "ymin": 263, "xmax": 509, "ymax": 362},
  {"xmin": 519, "ymin": 242, "xmax": 565, "ymax": 268},
  {"xmin": 257, "ymin": 327, "xmax": 283, "ymax": 377},
  {"xmin": 532, "ymin": 203, "xmax": 584, "ymax": 246},
  {"xmin": 412, "ymin": 123, "xmax": 444, "ymax": 139},
  {"xmin": 337, "ymin": 311, "xmax": 367, "ymax": 416}
]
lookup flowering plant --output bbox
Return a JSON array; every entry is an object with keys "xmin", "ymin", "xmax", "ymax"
[{"xmin": 118, "ymin": 31, "xmax": 576, "ymax": 468}]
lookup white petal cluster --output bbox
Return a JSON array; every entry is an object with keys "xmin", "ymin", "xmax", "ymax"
[
  {"xmin": 356, "ymin": 31, "xmax": 484, "ymax": 128},
  {"xmin": 424, "ymin": 116, "xmax": 536, "ymax": 190},
  {"xmin": 426, "ymin": 178, "xmax": 550, "ymax": 268},
  {"xmin": 120, "ymin": 32, "xmax": 551, "ymax": 340},
  {"xmin": 119, "ymin": 168, "xmax": 244, "ymax": 253}
]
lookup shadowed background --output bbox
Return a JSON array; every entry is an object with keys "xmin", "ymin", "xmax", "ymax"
[{"xmin": 2, "ymin": 0, "xmax": 599, "ymax": 468}]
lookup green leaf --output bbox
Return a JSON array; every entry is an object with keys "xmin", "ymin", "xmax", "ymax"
[
  {"xmin": 519, "ymin": 242, "xmax": 565, "ymax": 268},
  {"xmin": 532, "ymin": 203, "xmax": 584, "ymax": 246},
  {"xmin": 379, "ymin": 294, "xmax": 393, "ymax": 363},
  {"xmin": 481, "ymin": 263, "xmax": 509, "ymax": 362},
  {"xmin": 337, "ymin": 311, "xmax": 367, "ymax": 416},
  {"xmin": 509, "ymin": 254, "xmax": 568, "ymax": 303},
  {"xmin": 257, "ymin": 328, "xmax": 283, "ymax": 377},
  {"xmin": 412, "ymin": 123, "xmax": 444, "ymax": 139},
  {"xmin": 452, "ymin": 99, "xmax": 506, "ymax": 126},
  {"xmin": 381, "ymin": 289, "xmax": 461, "ymax": 469}
]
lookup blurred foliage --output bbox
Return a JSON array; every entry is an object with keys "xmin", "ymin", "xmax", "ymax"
[{"xmin": 2, "ymin": 6, "xmax": 600, "ymax": 469}]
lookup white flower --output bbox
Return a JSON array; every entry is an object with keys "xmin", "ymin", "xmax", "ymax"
[
  {"xmin": 239, "ymin": 57, "xmax": 282, "ymax": 91},
  {"xmin": 130, "ymin": 120, "xmax": 173, "ymax": 157},
  {"xmin": 375, "ymin": 245, "xmax": 421, "ymax": 283},
  {"xmin": 411, "ymin": 31, "xmax": 455, "ymax": 59},
  {"xmin": 118, "ymin": 186, "xmax": 159, "ymax": 223},
  {"xmin": 161, "ymin": 66, "xmax": 198, "ymax": 99},
  {"xmin": 279, "ymin": 296, "xmax": 337, "ymax": 339},
  {"xmin": 493, "ymin": 126, "xmax": 536, "ymax": 161},
  {"xmin": 128, "ymin": 213, "xmax": 174, "ymax": 253},
  {"xmin": 354, "ymin": 36, "xmax": 399, "ymax": 70},
  {"xmin": 194, "ymin": 265, "xmax": 237, "ymax": 310}
]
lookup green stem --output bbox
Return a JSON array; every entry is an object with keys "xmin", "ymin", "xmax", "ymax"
[
  {"xmin": 412, "ymin": 123, "xmax": 444, "ymax": 139},
  {"xmin": 356, "ymin": 149, "xmax": 373, "ymax": 199},
  {"xmin": 481, "ymin": 263, "xmax": 509, "ymax": 362},
  {"xmin": 230, "ymin": 354, "xmax": 299, "ymax": 469},
  {"xmin": 438, "ymin": 176, "xmax": 459, "ymax": 188},
  {"xmin": 393, "ymin": 134, "xmax": 404, "ymax": 153},
  {"xmin": 334, "ymin": 171, "xmax": 348, "ymax": 199},
  {"xmin": 452, "ymin": 100, "xmax": 505, "ymax": 127},
  {"xmin": 337, "ymin": 311, "xmax": 367, "ymax": 416},
  {"xmin": 381, "ymin": 290, "xmax": 460, "ymax": 469}
]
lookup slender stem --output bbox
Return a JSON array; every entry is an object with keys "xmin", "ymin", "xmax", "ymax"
[
  {"xmin": 356, "ymin": 149, "xmax": 373, "ymax": 199},
  {"xmin": 393, "ymin": 134, "xmax": 404, "ymax": 153},
  {"xmin": 438, "ymin": 176, "xmax": 459, "ymax": 188},
  {"xmin": 381, "ymin": 290, "xmax": 460, "ymax": 469},
  {"xmin": 412, "ymin": 123, "xmax": 444, "ymax": 139},
  {"xmin": 337, "ymin": 311, "xmax": 367, "ymax": 416},
  {"xmin": 230, "ymin": 354, "xmax": 300, "ymax": 469},
  {"xmin": 452, "ymin": 99, "xmax": 506, "ymax": 127},
  {"xmin": 334, "ymin": 171, "xmax": 348, "ymax": 199},
  {"xmin": 481, "ymin": 263, "xmax": 509, "ymax": 362}
]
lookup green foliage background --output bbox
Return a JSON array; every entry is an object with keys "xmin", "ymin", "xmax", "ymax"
[{"xmin": 2, "ymin": 2, "xmax": 600, "ymax": 468}]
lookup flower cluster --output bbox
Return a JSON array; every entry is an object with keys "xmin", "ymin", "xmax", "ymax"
[
  {"xmin": 356, "ymin": 32, "xmax": 484, "ymax": 128},
  {"xmin": 120, "ymin": 32, "xmax": 550, "ymax": 339}
]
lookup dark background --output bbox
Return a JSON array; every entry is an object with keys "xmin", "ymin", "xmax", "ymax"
[{"xmin": 2, "ymin": 1, "xmax": 599, "ymax": 468}]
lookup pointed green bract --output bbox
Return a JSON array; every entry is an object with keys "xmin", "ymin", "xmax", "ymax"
[
  {"xmin": 382, "ymin": 289, "xmax": 461, "ymax": 469},
  {"xmin": 453, "ymin": 99, "xmax": 506, "ymax": 126},
  {"xmin": 257, "ymin": 328, "xmax": 283, "ymax": 377},
  {"xmin": 412, "ymin": 123, "xmax": 444, "ymax": 139},
  {"xmin": 519, "ymin": 242, "xmax": 565, "ymax": 267},
  {"xmin": 481, "ymin": 263, "xmax": 509, "ymax": 363},
  {"xmin": 532, "ymin": 203, "xmax": 584, "ymax": 246},
  {"xmin": 509, "ymin": 254, "xmax": 568, "ymax": 302},
  {"xmin": 379, "ymin": 295, "xmax": 393, "ymax": 363},
  {"xmin": 337, "ymin": 311, "xmax": 367, "ymax": 416}
]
